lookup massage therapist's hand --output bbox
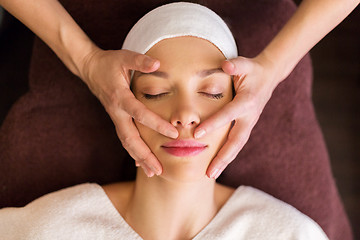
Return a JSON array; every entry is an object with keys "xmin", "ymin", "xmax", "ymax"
[
  {"xmin": 195, "ymin": 0, "xmax": 360, "ymax": 180},
  {"xmin": 195, "ymin": 55, "xmax": 280, "ymax": 179},
  {"xmin": 80, "ymin": 48, "xmax": 178, "ymax": 177}
]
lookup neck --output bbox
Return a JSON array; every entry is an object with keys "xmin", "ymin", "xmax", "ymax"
[{"xmin": 125, "ymin": 169, "xmax": 219, "ymax": 240}]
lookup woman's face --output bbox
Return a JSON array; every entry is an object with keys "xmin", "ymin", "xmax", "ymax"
[{"xmin": 132, "ymin": 37, "xmax": 233, "ymax": 182}]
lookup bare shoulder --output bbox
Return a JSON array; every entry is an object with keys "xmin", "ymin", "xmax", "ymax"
[
  {"xmin": 102, "ymin": 182, "xmax": 135, "ymax": 215},
  {"xmin": 215, "ymin": 183, "xmax": 236, "ymax": 208}
]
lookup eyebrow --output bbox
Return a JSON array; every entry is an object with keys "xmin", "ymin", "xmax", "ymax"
[
  {"xmin": 136, "ymin": 71, "xmax": 169, "ymax": 79},
  {"xmin": 136, "ymin": 68, "xmax": 226, "ymax": 79},
  {"xmin": 197, "ymin": 68, "xmax": 225, "ymax": 78}
]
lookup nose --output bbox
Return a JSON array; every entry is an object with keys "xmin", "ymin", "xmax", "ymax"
[{"xmin": 170, "ymin": 101, "xmax": 200, "ymax": 128}]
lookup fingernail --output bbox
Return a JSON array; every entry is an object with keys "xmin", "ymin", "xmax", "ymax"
[
  {"xmin": 210, "ymin": 168, "xmax": 220, "ymax": 179},
  {"xmin": 144, "ymin": 58, "xmax": 155, "ymax": 68},
  {"xmin": 145, "ymin": 169, "xmax": 155, "ymax": 178},
  {"xmin": 135, "ymin": 161, "xmax": 140, "ymax": 167},
  {"xmin": 195, "ymin": 129, "xmax": 206, "ymax": 139},
  {"xmin": 225, "ymin": 60, "xmax": 235, "ymax": 71},
  {"xmin": 150, "ymin": 165, "xmax": 162, "ymax": 176},
  {"xmin": 214, "ymin": 169, "xmax": 222, "ymax": 179},
  {"xmin": 142, "ymin": 164, "xmax": 154, "ymax": 177}
]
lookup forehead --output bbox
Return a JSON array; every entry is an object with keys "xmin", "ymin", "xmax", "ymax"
[
  {"xmin": 147, "ymin": 36, "xmax": 225, "ymax": 67},
  {"xmin": 133, "ymin": 37, "xmax": 227, "ymax": 83},
  {"xmin": 135, "ymin": 68, "xmax": 225, "ymax": 79}
]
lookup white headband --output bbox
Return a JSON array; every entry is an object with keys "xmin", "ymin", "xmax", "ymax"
[{"xmin": 122, "ymin": 2, "xmax": 238, "ymax": 59}]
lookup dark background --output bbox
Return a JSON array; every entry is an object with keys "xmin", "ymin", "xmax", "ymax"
[
  {"xmin": 308, "ymin": 5, "xmax": 360, "ymax": 239},
  {"xmin": 0, "ymin": 2, "xmax": 359, "ymax": 239}
]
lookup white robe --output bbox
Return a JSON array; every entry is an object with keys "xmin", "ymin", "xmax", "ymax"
[{"xmin": 0, "ymin": 183, "xmax": 328, "ymax": 240}]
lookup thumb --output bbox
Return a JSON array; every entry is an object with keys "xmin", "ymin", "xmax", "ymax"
[
  {"xmin": 121, "ymin": 49, "xmax": 160, "ymax": 73},
  {"xmin": 222, "ymin": 56, "xmax": 254, "ymax": 76}
]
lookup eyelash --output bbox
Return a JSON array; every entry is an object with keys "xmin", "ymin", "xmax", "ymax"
[
  {"xmin": 143, "ymin": 93, "xmax": 168, "ymax": 99},
  {"xmin": 142, "ymin": 92, "xmax": 224, "ymax": 100},
  {"xmin": 201, "ymin": 93, "xmax": 224, "ymax": 99}
]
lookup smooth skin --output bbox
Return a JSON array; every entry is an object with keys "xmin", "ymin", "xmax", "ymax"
[
  {"xmin": 0, "ymin": 0, "xmax": 358, "ymax": 177},
  {"xmin": 104, "ymin": 36, "xmax": 235, "ymax": 240}
]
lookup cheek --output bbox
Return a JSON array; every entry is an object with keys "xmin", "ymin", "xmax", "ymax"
[
  {"xmin": 198, "ymin": 90, "xmax": 233, "ymax": 120},
  {"xmin": 134, "ymin": 121, "xmax": 158, "ymax": 151},
  {"xmin": 198, "ymin": 100, "xmax": 230, "ymax": 121},
  {"xmin": 141, "ymin": 100, "xmax": 172, "ymax": 121},
  {"xmin": 208, "ymin": 123, "xmax": 232, "ymax": 152},
  {"xmin": 133, "ymin": 101, "xmax": 172, "ymax": 155}
]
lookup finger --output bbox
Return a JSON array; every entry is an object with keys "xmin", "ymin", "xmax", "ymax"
[
  {"xmin": 207, "ymin": 121, "xmax": 252, "ymax": 179},
  {"xmin": 134, "ymin": 159, "xmax": 156, "ymax": 177},
  {"xmin": 114, "ymin": 115, "xmax": 163, "ymax": 176},
  {"xmin": 194, "ymin": 94, "xmax": 250, "ymax": 139},
  {"xmin": 121, "ymin": 49, "xmax": 160, "ymax": 73},
  {"xmin": 138, "ymin": 162, "xmax": 155, "ymax": 178},
  {"xmin": 222, "ymin": 56, "xmax": 254, "ymax": 76},
  {"xmin": 135, "ymin": 158, "xmax": 155, "ymax": 177},
  {"xmin": 121, "ymin": 91, "xmax": 178, "ymax": 139}
]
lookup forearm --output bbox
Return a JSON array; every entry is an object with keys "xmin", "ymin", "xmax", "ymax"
[
  {"xmin": 0, "ymin": 0, "xmax": 98, "ymax": 78},
  {"xmin": 259, "ymin": 0, "xmax": 359, "ymax": 83}
]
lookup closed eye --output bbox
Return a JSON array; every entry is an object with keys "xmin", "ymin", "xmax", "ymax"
[
  {"xmin": 200, "ymin": 92, "xmax": 224, "ymax": 99},
  {"xmin": 143, "ymin": 92, "xmax": 169, "ymax": 100}
]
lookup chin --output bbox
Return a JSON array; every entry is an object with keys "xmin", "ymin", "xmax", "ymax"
[
  {"xmin": 160, "ymin": 168, "xmax": 209, "ymax": 183},
  {"xmin": 156, "ymin": 152, "xmax": 213, "ymax": 183}
]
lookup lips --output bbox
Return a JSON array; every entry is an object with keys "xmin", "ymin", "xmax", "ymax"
[{"xmin": 162, "ymin": 140, "xmax": 207, "ymax": 157}]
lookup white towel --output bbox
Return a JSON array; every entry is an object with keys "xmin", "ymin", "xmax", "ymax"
[
  {"xmin": 0, "ymin": 184, "xmax": 329, "ymax": 240},
  {"xmin": 122, "ymin": 2, "xmax": 238, "ymax": 59}
]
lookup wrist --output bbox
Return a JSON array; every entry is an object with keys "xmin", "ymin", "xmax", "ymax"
[
  {"xmin": 253, "ymin": 51, "xmax": 285, "ymax": 92},
  {"xmin": 76, "ymin": 46, "xmax": 105, "ymax": 92},
  {"xmin": 72, "ymin": 42, "xmax": 101, "ymax": 80},
  {"xmin": 58, "ymin": 26, "xmax": 100, "ymax": 79}
]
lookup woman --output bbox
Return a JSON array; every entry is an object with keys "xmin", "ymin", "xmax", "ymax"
[
  {"xmin": 0, "ymin": 0, "xmax": 355, "ymax": 239},
  {"xmin": 0, "ymin": 4, "xmax": 328, "ymax": 239}
]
